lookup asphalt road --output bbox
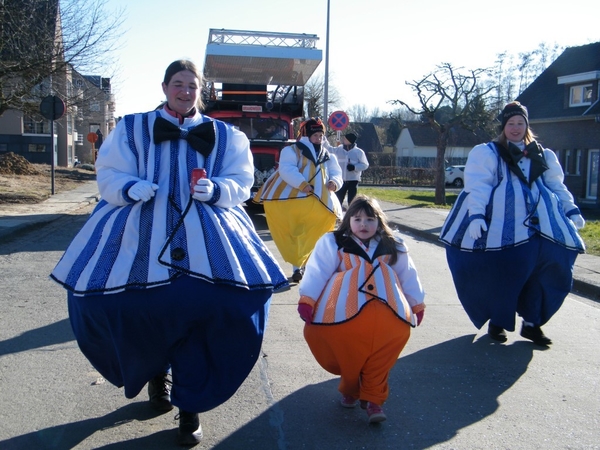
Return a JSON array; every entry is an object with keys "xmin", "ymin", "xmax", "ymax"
[{"xmin": 0, "ymin": 204, "xmax": 598, "ymax": 449}]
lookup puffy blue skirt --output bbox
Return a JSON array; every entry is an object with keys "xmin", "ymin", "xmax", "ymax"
[
  {"xmin": 446, "ymin": 235, "xmax": 577, "ymax": 331},
  {"xmin": 68, "ymin": 275, "xmax": 271, "ymax": 413}
]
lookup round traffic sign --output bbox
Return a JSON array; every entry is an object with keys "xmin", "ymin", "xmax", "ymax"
[
  {"xmin": 40, "ymin": 95, "xmax": 65, "ymax": 121},
  {"xmin": 87, "ymin": 132, "xmax": 99, "ymax": 143},
  {"xmin": 328, "ymin": 110, "xmax": 349, "ymax": 131}
]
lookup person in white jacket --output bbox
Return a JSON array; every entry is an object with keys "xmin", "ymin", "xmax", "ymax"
[
  {"xmin": 327, "ymin": 133, "xmax": 369, "ymax": 207},
  {"xmin": 440, "ymin": 101, "xmax": 585, "ymax": 346},
  {"xmin": 255, "ymin": 118, "xmax": 343, "ymax": 282}
]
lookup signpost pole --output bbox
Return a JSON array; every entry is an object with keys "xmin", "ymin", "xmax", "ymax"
[
  {"xmin": 40, "ymin": 95, "xmax": 65, "ymax": 196},
  {"xmin": 50, "ymin": 118, "xmax": 55, "ymax": 195},
  {"xmin": 87, "ymin": 132, "xmax": 99, "ymax": 171},
  {"xmin": 324, "ymin": 0, "xmax": 331, "ymax": 120}
]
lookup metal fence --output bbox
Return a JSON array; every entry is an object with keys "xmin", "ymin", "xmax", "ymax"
[{"xmin": 361, "ymin": 166, "xmax": 436, "ymax": 186}]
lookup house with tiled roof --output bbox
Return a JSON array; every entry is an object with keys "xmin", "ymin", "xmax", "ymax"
[
  {"xmin": 394, "ymin": 123, "xmax": 490, "ymax": 168},
  {"xmin": 516, "ymin": 41, "xmax": 600, "ymax": 209},
  {"xmin": 342, "ymin": 122, "xmax": 383, "ymax": 153}
]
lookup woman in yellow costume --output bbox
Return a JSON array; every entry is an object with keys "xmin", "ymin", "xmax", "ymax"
[{"xmin": 255, "ymin": 118, "xmax": 343, "ymax": 281}]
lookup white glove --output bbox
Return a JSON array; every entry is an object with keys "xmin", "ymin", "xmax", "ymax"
[
  {"xmin": 570, "ymin": 214, "xmax": 585, "ymax": 229},
  {"xmin": 192, "ymin": 178, "xmax": 215, "ymax": 202},
  {"xmin": 127, "ymin": 181, "xmax": 159, "ymax": 202},
  {"xmin": 468, "ymin": 218, "xmax": 488, "ymax": 240}
]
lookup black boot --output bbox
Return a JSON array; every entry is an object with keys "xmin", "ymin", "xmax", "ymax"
[
  {"xmin": 292, "ymin": 267, "xmax": 304, "ymax": 282},
  {"xmin": 521, "ymin": 323, "xmax": 552, "ymax": 346},
  {"xmin": 176, "ymin": 410, "xmax": 203, "ymax": 446},
  {"xmin": 148, "ymin": 372, "xmax": 173, "ymax": 412},
  {"xmin": 488, "ymin": 323, "xmax": 507, "ymax": 343}
]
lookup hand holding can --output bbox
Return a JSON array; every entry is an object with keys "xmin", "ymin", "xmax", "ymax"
[{"xmin": 190, "ymin": 168, "xmax": 207, "ymax": 192}]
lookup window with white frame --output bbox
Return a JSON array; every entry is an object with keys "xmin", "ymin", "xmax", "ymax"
[
  {"xmin": 570, "ymin": 84, "xmax": 593, "ymax": 106},
  {"xmin": 23, "ymin": 115, "xmax": 50, "ymax": 134},
  {"xmin": 575, "ymin": 149, "xmax": 582, "ymax": 176},
  {"xmin": 28, "ymin": 144, "xmax": 46, "ymax": 153},
  {"xmin": 564, "ymin": 149, "xmax": 572, "ymax": 174}
]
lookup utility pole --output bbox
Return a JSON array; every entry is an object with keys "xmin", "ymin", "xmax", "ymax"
[{"xmin": 323, "ymin": 0, "xmax": 330, "ymax": 121}]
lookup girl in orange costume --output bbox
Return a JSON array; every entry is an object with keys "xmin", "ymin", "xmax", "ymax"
[{"xmin": 297, "ymin": 195, "xmax": 425, "ymax": 423}]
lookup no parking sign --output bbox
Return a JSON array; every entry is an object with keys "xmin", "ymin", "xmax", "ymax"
[{"xmin": 328, "ymin": 110, "xmax": 349, "ymax": 131}]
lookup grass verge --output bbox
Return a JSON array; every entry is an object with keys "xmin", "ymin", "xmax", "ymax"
[{"xmin": 360, "ymin": 187, "xmax": 600, "ymax": 257}]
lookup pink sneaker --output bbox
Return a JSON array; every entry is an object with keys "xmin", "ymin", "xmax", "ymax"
[
  {"xmin": 340, "ymin": 395, "xmax": 358, "ymax": 408},
  {"xmin": 366, "ymin": 402, "xmax": 387, "ymax": 423}
]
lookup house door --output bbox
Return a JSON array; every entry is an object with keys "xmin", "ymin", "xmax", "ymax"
[{"xmin": 586, "ymin": 149, "xmax": 599, "ymax": 200}]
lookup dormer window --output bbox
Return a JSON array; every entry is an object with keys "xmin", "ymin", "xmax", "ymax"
[
  {"xmin": 558, "ymin": 72, "xmax": 600, "ymax": 108},
  {"xmin": 569, "ymin": 84, "xmax": 593, "ymax": 106}
]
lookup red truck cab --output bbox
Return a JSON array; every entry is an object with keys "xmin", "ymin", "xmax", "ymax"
[
  {"xmin": 202, "ymin": 83, "xmax": 303, "ymax": 197},
  {"xmin": 201, "ymin": 29, "xmax": 322, "ymax": 201}
]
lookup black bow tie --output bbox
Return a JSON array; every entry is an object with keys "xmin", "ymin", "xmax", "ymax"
[
  {"xmin": 153, "ymin": 117, "xmax": 215, "ymax": 157},
  {"xmin": 499, "ymin": 141, "xmax": 548, "ymax": 186}
]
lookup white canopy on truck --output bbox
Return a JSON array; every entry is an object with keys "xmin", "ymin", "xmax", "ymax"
[{"xmin": 203, "ymin": 29, "xmax": 322, "ymax": 86}]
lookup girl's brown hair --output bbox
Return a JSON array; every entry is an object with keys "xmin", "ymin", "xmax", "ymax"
[{"xmin": 333, "ymin": 195, "xmax": 399, "ymax": 265}]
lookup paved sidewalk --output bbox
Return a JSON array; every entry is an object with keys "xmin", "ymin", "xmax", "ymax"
[
  {"xmin": 0, "ymin": 181, "xmax": 100, "ymax": 239},
  {"xmin": 0, "ymin": 181, "xmax": 598, "ymax": 300}
]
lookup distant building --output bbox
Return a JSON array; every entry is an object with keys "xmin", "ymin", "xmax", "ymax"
[
  {"xmin": 328, "ymin": 122, "xmax": 383, "ymax": 154},
  {"xmin": 73, "ymin": 74, "xmax": 116, "ymax": 164},
  {"xmin": 347, "ymin": 122, "xmax": 384, "ymax": 154},
  {"xmin": 516, "ymin": 41, "xmax": 600, "ymax": 209},
  {"xmin": 394, "ymin": 123, "xmax": 489, "ymax": 168},
  {"xmin": 0, "ymin": 0, "xmax": 116, "ymax": 167}
]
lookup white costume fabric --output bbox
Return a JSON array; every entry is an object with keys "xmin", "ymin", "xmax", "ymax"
[
  {"xmin": 299, "ymin": 232, "xmax": 425, "ymax": 326},
  {"xmin": 257, "ymin": 137, "xmax": 343, "ymax": 213},
  {"xmin": 51, "ymin": 110, "xmax": 287, "ymax": 295},
  {"xmin": 329, "ymin": 144, "xmax": 369, "ymax": 182},
  {"xmin": 440, "ymin": 142, "xmax": 585, "ymax": 252}
]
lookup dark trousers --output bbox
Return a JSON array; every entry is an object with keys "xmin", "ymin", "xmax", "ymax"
[
  {"xmin": 336, "ymin": 180, "xmax": 359, "ymax": 206},
  {"xmin": 68, "ymin": 276, "xmax": 271, "ymax": 413}
]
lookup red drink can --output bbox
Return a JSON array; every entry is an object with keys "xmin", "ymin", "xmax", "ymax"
[{"xmin": 190, "ymin": 168, "xmax": 207, "ymax": 191}]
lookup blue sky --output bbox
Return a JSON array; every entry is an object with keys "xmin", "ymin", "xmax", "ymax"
[{"xmin": 104, "ymin": 0, "xmax": 598, "ymax": 119}]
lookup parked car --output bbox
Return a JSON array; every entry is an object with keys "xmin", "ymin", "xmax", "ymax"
[{"xmin": 445, "ymin": 165, "xmax": 465, "ymax": 187}]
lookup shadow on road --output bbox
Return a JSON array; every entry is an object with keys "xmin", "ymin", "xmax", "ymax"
[
  {"xmin": 0, "ymin": 318, "xmax": 73, "ymax": 357},
  {"xmin": 0, "ymin": 334, "xmax": 539, "ymax": 449},
  {"xmin": 213, "ymin": 334, "xmax": 536, "ymax": 449},
  {"xmin": 0, "ymin": 402, "xmax": 177, "ymax": 450}
]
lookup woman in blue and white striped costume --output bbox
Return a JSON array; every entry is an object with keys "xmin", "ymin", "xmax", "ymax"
[
  {"xmin": 439, "ymin": 102, "xmax": 585, "ymax": 346},
  {"xmin": 51, "ymin": 60, "xmax": 287, "ymax": 446}
]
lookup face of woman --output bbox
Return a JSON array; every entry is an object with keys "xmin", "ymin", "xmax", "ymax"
[
  {"xmin": 309, "ymin": 131, "xmax": 324, "ymax": 144},
  {"xmin": 350, "ymin": 210, "xmax": 378, "ymax": 243},
  {"xmin": 504, "ymin": 115, "xmax": 527, "ymax": 143},
  {"xmin": 162, "ymin": 70, "xmax": 200, "ymax": 116}
]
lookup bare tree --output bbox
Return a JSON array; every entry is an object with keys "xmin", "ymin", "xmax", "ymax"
[
  {"xmin": 346, "ymin": 104, "xmax": 371, "ymax": 122},
  {"xmin": 303, "ymin": 73, "xmax": 340, "ymax": 120},
  {"xmin": 491, "ymin": 42, "xmax": 564, "ymax": 107},
  {"xmin": 0, "ymin": 0, "xmax": 125, "ymax": 117},
  {"xmin": 389, "ymin": 63, "xmax": 496, "ymax": 205}
]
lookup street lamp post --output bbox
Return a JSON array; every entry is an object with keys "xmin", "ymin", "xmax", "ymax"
[{"xmin": 323, "ymin": 0, "xmax": 330, "ymax": 121}]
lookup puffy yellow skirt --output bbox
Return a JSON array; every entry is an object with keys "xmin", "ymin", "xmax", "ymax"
[{"xmin": 264, "ymin": 196, "xmax": 337, "ymax": 267}]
